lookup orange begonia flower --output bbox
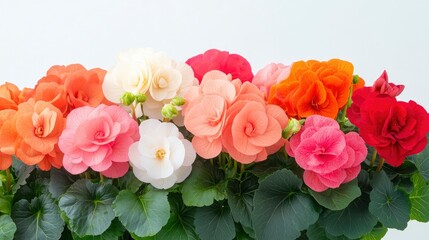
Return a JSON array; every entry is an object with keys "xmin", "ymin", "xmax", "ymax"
[
  {"xmin": 0, "ymin": 82, "xmax": 23, "ymax": 111},
  {"xmin": 0, "ymin": 99, "xmax": 65, "ymax": 170},
  {"xmin": 27, "ymin": 64, "xmax": 111, "ymax": 117},
  {"xmin": 268, "ymin": 59, "xmax": 354, "ymax": 119}
]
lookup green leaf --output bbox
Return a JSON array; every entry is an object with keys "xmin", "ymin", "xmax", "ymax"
[
  {"xmin": 252, "ymin": 169, "xmax": 319, "ymax": 240},
  {"xmin": 306, "ymin": 223, "xmax": 329, "ymax": 240},
  {"xmin": 113, "ymin": 187, "xmax": 170, "ymax": 238},
  {"xmin": 11, "ymin": 157, "xmax": 35, "ymax": 194},
  {"xmin": 409, "ymin": 136, "xmax": 429, "ymax": 181},
  {"xmin": 12, "ymin": 194, "xmax": 64, "ymax": 240},
  {"xmin": 194, "ymin": 200, "xmax": 235, "ymax": 240},
  {"xmin": 0, "ymin": 215, "xmax": 16, "ymax": 240},
  {"xmin": 117, "ymin": 171, "xmax": 143, "ymax": 193},
  {"xmin": 71, "ymin": 218, "xmax": 125, "ymax": 240},
  {"xmin": 58, "ymin": 179, "xmax": 118, "ymax": 237},
  {"xmin": 227, "ymin": 175, "xmax": 258, "ymax": 231},
  {"xmin": 154, "ymin": 193, "xmax": 198, "ymax": 240},
  {"xmin": 234, "ymin": 223, "xmax": 253, "ymax": 240},
  {"xmin": 48, "ymin": 168, "xmax": 79, "ymax": 199},
  {"xmin": 15, "ymin": 178, "xmax": 50, "ymax": 201},
  {"xmin": 361, "ymin": 226, "xmax": 388, "ymax": 240},
  {"xmin": 368, "ymin": 170, "xmax": 411, "ymax": 230},
  {"xmin": 181, "ymin": 159, "xmax": 227, "ymax": 207},
  {"xmin": 0, "ymin": 195, "xmax": 12, "ymax": 214},
  {"xmin": 409, "ymin": 173, "xmax": 429, "ymax": 222},
  {"xmin": 249, "ymin": 152, "xmax": 285, "ymax": 180},
  {"xmin": 309, "ymin": 179, "xmax": 361, "ymax": 211},
  {"xmin": 319, "ymin": 193, "xmax": 377, "ymax": 239}
]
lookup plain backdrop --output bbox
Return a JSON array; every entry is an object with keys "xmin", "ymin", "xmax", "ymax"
[{"xmin": 1, "ymin": 0, "xmax": 428, "ymax": 239}]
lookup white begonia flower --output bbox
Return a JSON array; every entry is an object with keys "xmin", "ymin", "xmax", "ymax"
[
  {"xmin": 102, "ymin": 49, "xmax": 153, "ymax": 103},
  {"xmin": 128, "ymin": 119, "xmax": 196, "ymax": 189}
]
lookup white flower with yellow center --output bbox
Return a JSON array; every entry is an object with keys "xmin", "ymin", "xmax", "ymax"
[
  {"xmin": 102, "ymin": 48, "xmax": 153, "ymax": 103},
  {"xmin": 128, "ymin": 119, "xmax": 196, "ymax": 189}
]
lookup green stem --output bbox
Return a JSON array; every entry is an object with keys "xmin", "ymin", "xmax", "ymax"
[
  {"xmin": 340, "ymin": 86, "xmax": 353, "ymax": 123},
  {"xmin": 376, "ymin": 158, "xmax": 385, "ymax": 172},
  {"xmin": 84, "ymin": 172, "xmax": 91, "ymax": 180},
  {"xmin": 370, "ymin": 149, "xmax": 377, "ymax": 167},
  {"xmin": 130, "ymin": 104, "xmax": 137, "ymax": 121},
  {"xmin": 5, "ymin": 168, "xmax": 11, "ymax": 193},
  {"xmin": 99, "ymin": 173, "xmax": 104, "ymax": 183}
]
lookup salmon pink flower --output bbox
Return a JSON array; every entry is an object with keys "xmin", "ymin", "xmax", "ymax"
[
  {"xmin": 58, "ymin": 104, "xmax": 139, "ymax": 178},
  {"xmin": 287, "ymin": 115, "xmax": 367, "ymax": 192},
  {"xmin": 128, "ymin": 119, "xmax": 196, "ymax": 189},
  {"xmin": 183, "ymin": 71, "xmax": 238, "ymax": 159}
]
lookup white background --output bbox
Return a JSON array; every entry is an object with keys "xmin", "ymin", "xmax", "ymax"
[{"xmin": 1, "ymin": 0, "xmax": 428, "ymax": 239}]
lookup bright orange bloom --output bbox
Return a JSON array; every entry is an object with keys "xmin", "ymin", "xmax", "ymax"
[
  {"xmin": 0, "ymin": 99, "xmax": 65, "ymax": 170},
  {"xmin": 0, "ymin": 109, "xmax": 16, "ymax": 170},
  {"xmin": 27, "ymin": 64, "xmax": 111, "ymax": 116},
  {"xmin": 0, "ymin": 82, "xmax": 24, "ymax": 111},
  {"xmin": 268, "ymin": 59, "xmax": 354, "ymax": 119}
]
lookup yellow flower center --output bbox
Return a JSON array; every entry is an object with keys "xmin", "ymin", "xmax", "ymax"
[{"xmin": 155, "ymin": 149, "xmax": 166, "ymax": 160}]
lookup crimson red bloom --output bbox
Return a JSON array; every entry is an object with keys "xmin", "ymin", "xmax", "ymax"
[
  {"xmin": 186, "ymin": 49, "xmax": 253, "ymax": 82},
  {"xmin": 357, "ymin": 96, "xmax": 429, "ymax": 166},
  {"xmin": 348, "ymin": 71, "xmax": 405, "ymax": 127}
]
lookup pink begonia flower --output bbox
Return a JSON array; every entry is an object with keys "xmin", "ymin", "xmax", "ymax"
[
  {"xmin": 128, "ymin": 119, "xmax": 196, "ymax": 189},
  {"xmin": 186, "ymin": 49, "xmax": 254, "ymax": 83},
  {"xmin": 221, "ymin": 81, "xmax": 288, "ymax": 163},
  {"xmin": 286, "ymin": 115, "xmax": 367, "ymax": 192},
  {"xmin": 372, "ymin": 70, "xmax": 405, "ymax": 97},
  {"xmin": 183, "ymin": 70, "xmax": 288, "ymax": 163},
  {"xmin": 58, "ymin": 104, "xmax": 139, "ymax": 178},
  {"xmin": 183, "ymin": 71, "xmax": 238, "ymax": 159},
  {"xmin": 252, "ymin": 63, "xmax": 291, "ymax": 97}
]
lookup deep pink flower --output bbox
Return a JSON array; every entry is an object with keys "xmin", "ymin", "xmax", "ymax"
[
  {"xmin": 186, "ymin": 49, "xmax": 253, "ymax": 83},
  {"xmin": 287, "ymin": 115, "xmax": 367, "ymax": 192},
  {"xmin": 348, "ymin": 70, "xmax": 404, "ymax": 126},
  {"xmin": 372, "ymin": 70, "xmax": 405, "ymax": 97},
  {"xmin": 58, "ymin": 104, "xmax": 139, "ymax": 178}
]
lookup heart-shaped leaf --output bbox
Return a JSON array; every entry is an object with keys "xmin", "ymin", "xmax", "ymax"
[
  {"xmin": 252, "ymin": 169, "xmax": 319, "ymax": 240},
  {"xmin": 194, "ymin": 200, "xmax": 235, "ymax": 240},
  {"xmin": 309, "ymin": 179, "xmax": 361, "ymax": 211},
  {"xmin": 369, "ymin": 170, "xmax": 411, "ymax": 230},
  {"xmin": 113, "ymin": 186, "xmax": 170, "ymax": 238},
  {"xmin": 181, "ymin": 160, "xmax": 227, "ymax": 207},
  {"xmin": 0, "ymin": 215, "xmax": 16, "ymax": 240},
  {"xmin": 12, "ymin": 194, "xmax": 64, "ymax": 240},
  {"xmin": 58, "ymin": 179, "xmax": 118, "ymax": 237}
]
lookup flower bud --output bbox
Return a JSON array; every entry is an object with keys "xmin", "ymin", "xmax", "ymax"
[
  {"xmin": 353, "ymin": 75, "xmax": 360, "ymax": 84},
  {"xmin": 282, "ymin": 118, "xmax": 301, "ymax": 139},
  {"xmin": 161, "ymin": 104, "xmax": 179, "ymax": 119},
  {"xmin": 135, "ymin": 93, "xmax": 147, "ymax": 104},
  {"xmin": 120, "ymin": 92, "xmax": 135, "ymax": 106},
  {"xmin": 171, "ymin": 96, "xmax": 185, "ymax": 106}
]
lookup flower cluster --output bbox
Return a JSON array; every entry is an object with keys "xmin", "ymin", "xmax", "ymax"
[
  {"xmin": 1, "ymin": 48, "xmax": 429, "ymax": 240},
  {"xmin": 183, "ymin": 70, "xmax": 288, "ymax": 163}
]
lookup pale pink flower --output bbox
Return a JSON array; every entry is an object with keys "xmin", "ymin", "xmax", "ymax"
[
  {"xmin": 286, "ymin": 115, "xmax": 367, "ymax": 192},
  {"xmin": 58, "ymin": 104, "xmax": 139, "ymax": 178},
  {"xmin": 252, "ymin": 63, "xmax": 291, "ymax": 97}
]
